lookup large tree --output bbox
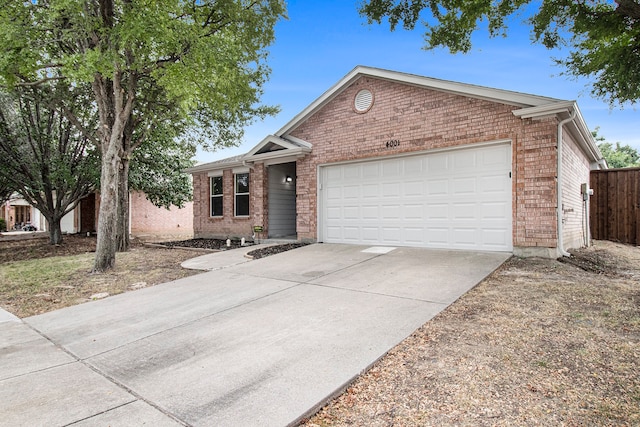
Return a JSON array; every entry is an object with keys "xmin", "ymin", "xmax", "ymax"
[
  {"xmin": 592, "ymin": 128, "xmax": 640, "ymax": 168},
  {"xmin": 598, "ymin": 142, "xmax": 640, "ymax": 168},
  {"xmin": 360, "ymin": 0, "xmax": 640, "ymax": 106},
  {"xmin": 0, "ymin": 0, "xmax": 285, "ymax": 271},
  {"xmin": 0, "ymin": 175, "xmax": 13, "ymax": 207},
  {"xmin": 0, "ymin": 86, "xmax": 99, "ymax": 244}
]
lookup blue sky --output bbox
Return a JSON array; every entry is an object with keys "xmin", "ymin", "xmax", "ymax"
[{"xmin": 196, "ymin": 0, "xmax": 639, "ymax": 163}]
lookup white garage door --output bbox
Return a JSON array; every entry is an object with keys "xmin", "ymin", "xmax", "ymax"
[{"xmin": 320, "ymin": 143, "xmax": 512, "ymax": 251}]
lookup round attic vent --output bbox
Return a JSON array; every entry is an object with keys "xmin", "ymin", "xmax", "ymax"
[{"xmin": 354, "ymin": 89, "xmax": 373, "ymax": 113}]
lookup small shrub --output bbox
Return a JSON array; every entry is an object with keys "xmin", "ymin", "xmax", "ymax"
[{"xmin": 0, "ymin": 218, "xmax": 6, "ymax": 232}]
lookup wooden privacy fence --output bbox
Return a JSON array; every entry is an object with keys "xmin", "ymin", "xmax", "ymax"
[{"xmin": 590, "ymin": 167, "xmax": 640, "ymax": 245}]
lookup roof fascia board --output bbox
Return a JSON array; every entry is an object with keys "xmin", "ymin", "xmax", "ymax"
[
  {"xmin": 512, "ymin": 100, "xmax": 575, "ymax": 119},
  {"xmin": 283, "ymin": 135, "xmax": 313, "ymax": 149},
  {"xmin": 361, "ymin": 67, "xmax": 561, "ymax": 107},
  {"xmin": 245, "ymin": 135, "xmax": 299, "ymax": 157},
  {"xmin": 277, "ymin": 65, "xmax": 564, "ymax": 137},
  {"xmin": 245, "ymin": 146, "xmax": 311, "ymax": 163},
  {"xmin": 186, "ymin": 159, "xmax": 245, "ymax": 174}
]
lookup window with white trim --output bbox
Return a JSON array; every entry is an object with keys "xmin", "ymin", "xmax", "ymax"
[
  {"xmin": 210, "ymin": 176, "xmax": 223, "ymax": 217},
  {"xmin": 235, "ymin": 172, "xmax": 250, "ymax": 216}
]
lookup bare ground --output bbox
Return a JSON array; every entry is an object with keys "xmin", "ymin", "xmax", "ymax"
[{"xmin": 304, "ymin": 240, "xmax": 640, "ymax": 426}]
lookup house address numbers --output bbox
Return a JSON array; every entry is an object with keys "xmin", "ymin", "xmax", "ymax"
[{"xmin": 385, "ymin": 139, "xmax": 400, "ymax": 148}]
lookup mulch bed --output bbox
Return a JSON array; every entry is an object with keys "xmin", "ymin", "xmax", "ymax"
[
  {"xmin": 158, "ymin": 238, "xmax": 251, "ymax": 250},
  {"xmin": 247, "ymin": 242, "xmax": 309, "ymax": 259},
  {"xmin": 157, "ymin": 238, "xmax": 309, "ymax": 258}
]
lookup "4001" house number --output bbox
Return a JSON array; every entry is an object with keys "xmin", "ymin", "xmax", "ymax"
[{"xmin": 385, "ymin": 139, "xmax": 400, "ymax": 148}]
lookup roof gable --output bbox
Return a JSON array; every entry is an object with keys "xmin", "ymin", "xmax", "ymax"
[{"xmin": 275, "ymin": 65, "xmax": 566, "ymax": 138}]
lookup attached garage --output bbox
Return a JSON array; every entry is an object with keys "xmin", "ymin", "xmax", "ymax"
[{"xmin": 320, "ymin": 142, "xmax": 512, "ymax": 251}]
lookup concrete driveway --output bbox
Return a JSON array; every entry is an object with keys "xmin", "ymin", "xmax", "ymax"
[{"xmin": 0, "ymin": 244, "xmax": 509, "ymax": 426}]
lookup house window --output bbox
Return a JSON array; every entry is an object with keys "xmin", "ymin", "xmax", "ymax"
[
  {"xmin": 235, "ymin": 172, "xmax": 250, "ymax": 216},
  {"xmin": 210, "ymin": 176, "xmax": 223, "ymax": 217}
]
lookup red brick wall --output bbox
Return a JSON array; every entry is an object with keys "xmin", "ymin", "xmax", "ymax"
[
  {"xmin": 129, "ymin": 191, "xmax": 193, "ymax": 238},
  {"xmin": 513, "ymin": 117, "xmax": 559, "ymax": 249},
  {"xmin": 290, "ymin": 76, "xmax": 560, "ymax": 249},
  {"xmin": 192, "ymin": 165, "xmax": 267, "ymax": 239}
]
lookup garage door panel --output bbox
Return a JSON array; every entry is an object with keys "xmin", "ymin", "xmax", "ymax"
[
  {"xmin": 343, "ymin": 206, "xmax": 359, "ymax": 219},
  {"xmin": 321, "ymin": 143, "xmax": 512, "ymax": 251},
  {"xmin": 326, "ymin": 226, "xmax": 342, "ymax": 240},
  {"xmin": 326, "ymin": 187, "xmax": 341, "ymax": 200},
  {"xmin": 361, "ymin": 205, "xmax": 379, "ymax": 219},
  {"xmin": 453, "ymin": 150, "xmax": 477, "ymax": 170},
  {"xmin": 362, "ymin": 163, "xmax": 379, "ymax": 178},
  {"xmin": 381, "ymin": 182, "xmax": 401, "ymax": 198},
  {"xmin": 343, "ymin": 164, "xmax": 361, "ymax": 179},
  {"xmin": 481, "ymin": 202, "xmax": 509, "ymax": 220},
  {"xmin": 483, "ymin": 146, "xmax": 511, "ymax": 165},
  {"xmin": 426, "ymin": 203, "xmax": 448, "ymax": 220},
  {"xmin": 381, "ymin": 227, "xmax": 402, "ymax": 243},
  {"xmin": 404, "ymin": 180, "xmax": 424, "ymax": 196},
  {"xmin": 343, "ymin": 185, "xmax": 360, "ymax": 199},
  {"xmin": 381, "ymin": 205, "xmax": 401, "ymax": 220},
  {"xmin": 452, "ymin": 228, "xmax": 479, "ymax": 246},
  {"xmin": 403, "ymin": 227, "xmax": 425, "ymax": 242},
  {"xmin": 427, "ymin": 179, "xmax": 448, "ymax": 195},
  {"xmin": 382, "ymin": 160, "xmax": 401, "ymax": 177},
  {"xmin": 427, "ymin": 153, "xmax": 449, "ymax": 172},
  {"xmin": 452, "ymin": 202, "xmax": 477, "ymax": 220},
  {"xmin": 361, "ymin": 227, "xmax": 379, "ymax": 241},
  {"xmin": 452, "ymin": 177, "xmax": 476, "ymax": 195},
  {"xmin": 404, "ymin": 204, "xmax": 424, "ymax": 219},
  {"xmin": 426, "ymin": 227, "xmax": 449, "ymax": 245},
  {"xmin": 326, "ymin": 206, "xmax": 341, "ymax": 220},
  {"xmin": 403, "ymin": 158, "xmax": 424, "ymax": 175},
  {"xmin": 482, "ymin": 228, "xmax": 511, "ymax": 247},
  {"xmin": 362, "ymin": 184, "xmax": 379, "ymax": 198},
  {"xmin": 481, "ymin": 174, "xmax": 510, "ymax": 193}
]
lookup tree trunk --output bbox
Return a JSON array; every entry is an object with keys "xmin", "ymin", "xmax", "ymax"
[
  {"xmin": 91, "ymin": 57, "xmax": 136, "ymax": 271},
  {"xmin": 47, "ymin": 217, "xmax": 63, "ymax": 245},
  {"xmin": 93, "ymin": 127, "xmax": 120, "ymax": 272},
  {"xmin": 116, "ymin": 156, "xmax": 130, "ymax": 252},
  {"xmin": 93, "ymin": 141, "xmax": 120, "ymax": 271}
]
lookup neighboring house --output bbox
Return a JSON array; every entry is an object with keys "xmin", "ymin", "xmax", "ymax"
[
  {"xmin": 129, "ymin": 191, "xmax": 193, "ymax": 239},
  {"xmin": 1, "ymin": 195, "xmax": 46, "ymax": 231},
  {"xmin": 1, "ymin": 191, "xmax": 193, "ymax": 239},
  {"xmin": 188, "ymin": 66, "xmax": 605, "ymax": 257}
]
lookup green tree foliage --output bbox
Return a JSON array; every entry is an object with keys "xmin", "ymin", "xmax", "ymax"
[
  {"xmin": 129, "ymin": 129, "xmax": 196, "ymax": 210},
  {"xmin": 0, "ymin": 0, "xmax": 286, "ymax": 271},
  {"xmin": 0, "ymin": 86, "xmax": 99, "ymax": 244},
  {"xmin": 360, "ymin": 0, "xmax": 640, "ymax": 106},
  {"xmin": 592, "ymin": 128, "xmax": 640, "ymax": 168},
  {"xmin": 0, "ymin": 175, "xmax": 13, "ymax": 207},
  {"xmin": 598, "ymin": 142, "xmax": 640, "ymax": 168}
]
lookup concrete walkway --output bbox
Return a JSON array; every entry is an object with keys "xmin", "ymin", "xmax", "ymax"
[{"xmin": 0, "ymin": 244, "xmax": 510, "ymax": 426}]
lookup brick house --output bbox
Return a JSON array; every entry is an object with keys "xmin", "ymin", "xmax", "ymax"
[
  {"xmin": 188, "ymin": 66, "xmax": 605, "ymax": 257},
  {"xmin": 2, "ymin": 191, "xmax": 193, "ymax": 239}
]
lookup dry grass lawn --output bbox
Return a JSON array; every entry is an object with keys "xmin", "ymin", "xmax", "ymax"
[{"xmin": 0, "ymin": 235, "xmax": 201, "ymax": 317}]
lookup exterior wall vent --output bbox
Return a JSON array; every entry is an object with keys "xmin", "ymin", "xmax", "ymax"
[{"xmin": 354, "ymin": 89, "xmax": 373, "ymax": 113}]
